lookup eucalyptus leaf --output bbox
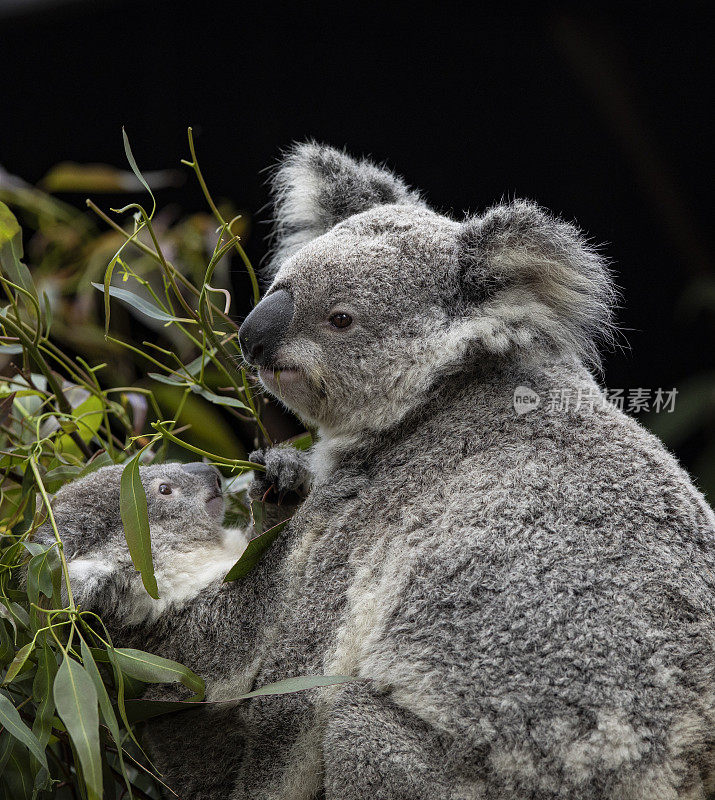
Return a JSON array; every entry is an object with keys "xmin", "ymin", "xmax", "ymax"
[
  {"xmin": 122, "ymin": 128, "xmax": 155, "ymax": 214},
  {"xmin": 55, "ymin": 394, "xmax": 103, "ymax": 456},
  {"xmin": 0, "ymin": 392, "xmax": 16, "ymax": 426},
  {"xmin": 53, "ymin": 656, "xmax": 102, "ymax": 800},
  {"xmin": 91, "ymin": 281, "xmax": 182, "ymax": 323},
  {"xmin": 79, "ymin": 637, "xmax": 132, "ymax": 795},
  {"xmin": 2, "ymin": 640, "xmax": 34, "ymax": 685},
  {"xmin": 122, "ymin": 674, "xmax": 355, "ymax": 723},
  {"xmin": 120, "ymin": 451, "xmax": 158, "ymax": 599},
  {"xmin": 27, "ymin": 546, "xmax": 60, "ymax": 603},
  {"xmin": 0, "ymin": 729, "xmax": 13, "ymax": 774},
  {"xmin": 79, "ymin": 450, "xmax": 114, "ymax": 476},
  {"xmin": 0, "ymin": 343, "xmax": 23, "ymax": 354},
  {"xmin": 113, "ymin": 648, "xmax": 205, "ymax": 700},
  {"xmin": 184, "ymin": 350, "xmax": 216, "ymax": 376},
  {"xmin": 286, "ymin": 431, "xmax": 313, "ymax": 451},
  {"xmin": 237, "ymin": 674, "xmax": 355, "ymax": 699},
  {"xmin": 194, "ymin": 385, "xmax": 249, "ymax": 409},
  {"xmin": 0, "ymin": 692, "xmax": 48, "ymax": 771},
  {"xmin": 43, "ymin": 464, "xmax": 83, "ymax": 492},
  {"xmin": 0, "ymin": 201, "xmax": 37, "ymax": 300},
  {"xmin": 223, "ymin": 517, "xmax": 289, "ymax": 582},
  {"xmin": 147, "ymin": 372, "xmax": 189, "ymax": 386},
  {"xmin": 0, "ymin": 621, "xmax": 12, "ymax": 665},
  {"xmin": 3, "ymin": 744, "xmax": 35, "ymax": 800},
  {"xmin": 32, "ymin": 642, "xmax": 57, "ymax": 751}
]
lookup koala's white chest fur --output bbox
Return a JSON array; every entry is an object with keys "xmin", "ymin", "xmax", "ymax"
[
  {"xmin": 145, "ymin": 526, "xmax": 248, "ymax": 622},
  {"xmin": 70, "ymin": 526, "xmax": 249, "ymax": 627}
]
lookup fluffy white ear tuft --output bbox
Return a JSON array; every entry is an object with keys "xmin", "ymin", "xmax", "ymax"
[
  {"xmin": 457, "ymin": 200, "xmax": 618, "ymax": 368},
  {"xmin": 266, "ymin": 142, "xmax": 422, "ymax": 278},
  {"xmin": 66, "ymin": 557, "xmax": 117, "ymax": 604}
]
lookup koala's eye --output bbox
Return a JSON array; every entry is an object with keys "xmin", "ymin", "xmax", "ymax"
[
  {"xmin": 329, "ymin": 312, "xmax": 353, "ymax": 329},
  {"xmin": 158, "ymin": 484, "xmax": 172, "ymax": 496}
]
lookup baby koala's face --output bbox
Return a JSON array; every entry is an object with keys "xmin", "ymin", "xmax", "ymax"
[
  {"xmin": 46, "ymin": 462, "xmax": 225, "ymax": 563},
  {"xmin": 35, "ymin": 462, "xmax": 240, "ymax": 625}
]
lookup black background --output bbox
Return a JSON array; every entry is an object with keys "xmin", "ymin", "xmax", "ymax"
[{"xmin": 1, "ymin": 0, "xmax": 713, "ymax": 409}]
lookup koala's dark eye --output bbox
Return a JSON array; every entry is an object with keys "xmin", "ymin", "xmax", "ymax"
[
  {"xmin": 158, "ymin": 484, "xmax": 172, "ymax": 496},
  {"xmin": 329, "ymin": 312, "xmax": 353, "ymax": 329}
]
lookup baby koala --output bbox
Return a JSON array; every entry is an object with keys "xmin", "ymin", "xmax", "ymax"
[
  {"xmin": 35, "ymin": 452, "xmax": 311, "ymax": 800},
  {"xmin": 49, "ymin": 462, "xmax": 247, "ymax": 628}
]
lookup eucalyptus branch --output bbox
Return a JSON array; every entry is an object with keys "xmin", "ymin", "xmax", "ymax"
[
  {"xmin": 0, "ymin": 316, "xmax": 93, "ymax": 458},
  {"xmin": 183, "ymin": 126, "xmax": 261, "ymax": 305},
  {"xmin": 111, "ymin": 202, "xmax": 199, "ymax": 322},
  {"xmin": 151, "ymin": 421, "xmax": 264, "ymax": 470},
  {"xmin": 85, "ymin": 199, "xmax": 239, "ymax": 330},
  {"xmin": 29, "ymin": 458, "xmax": 76, "ymax": 612}
]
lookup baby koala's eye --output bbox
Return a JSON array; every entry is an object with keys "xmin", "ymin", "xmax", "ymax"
[
  {"xmin": 158, "ymin": 484, "xmax": 172, "ymax": 496},
  {"xmin": 329, "ymin": 312, "xmax": 353, "ymax": 330}
]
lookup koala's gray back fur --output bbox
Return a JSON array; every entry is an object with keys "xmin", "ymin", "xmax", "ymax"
[{"xmin": 222, "ymin": 360, "xmax": 715, "ymax": 800}]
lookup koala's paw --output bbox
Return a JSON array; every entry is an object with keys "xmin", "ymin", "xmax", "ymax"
[{"xmin": 249, "ymin": 446, "xmax": 312, "ymax": 504}]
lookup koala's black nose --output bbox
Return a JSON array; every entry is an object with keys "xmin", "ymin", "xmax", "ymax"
[
  {"xmin": 238, "ymin": 289, "xmax": 294, "ymax": 367},
  {"xmin": 182, "ymin": 462, "xmax": 221, "ymax": 490}
]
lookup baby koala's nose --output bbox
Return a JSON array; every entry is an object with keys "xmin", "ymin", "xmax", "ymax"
[{"xmin": 181, "ymin": 462, "xmax": 221, "ymax": 492}]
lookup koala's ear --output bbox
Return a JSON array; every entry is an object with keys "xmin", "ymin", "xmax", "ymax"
[
  {"xmin": 266, "ymin": 142, "xmax": 422, "ymax": 277},
  {"xmin": 456, "ymin": 200, "xmax": 617, "ymax": 368}
]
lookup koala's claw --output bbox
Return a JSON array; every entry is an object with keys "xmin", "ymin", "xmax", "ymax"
[{"xmin": 249, "ymin": 446, "xmax": 312, "ymax": 504}]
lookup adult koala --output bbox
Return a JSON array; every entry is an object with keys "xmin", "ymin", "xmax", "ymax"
[{"xmin": 230, "ymin": 144, "xmax": 715, "ymax": 800}]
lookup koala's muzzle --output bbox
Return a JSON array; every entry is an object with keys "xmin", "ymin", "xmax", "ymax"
[
  {"xmin": 182, "ymin": 462, "xmax": 224, "ymax": 517},
  {"xmin": 182, "ymin": 462, "xmax": 221, "ymax": 494},
  {"xmin": 238, "ymin": 289, "xmax": 294, "ymax": 367}
]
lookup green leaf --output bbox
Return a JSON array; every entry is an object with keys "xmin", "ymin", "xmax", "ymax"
[
  {"xmin": 0, "ymin": 729, "xmax": 13, "ymax": 773},
  {"xmin": 119, "ymin": 451, "xmax": 158, "ymax": 599},
  {"xmin": 91, "ymin": 281, "xmax": 180, "ymax": 324},
  {"xmin": 0, "ymin": 201, "xmax": 37, "ymax": 300},
  {"xmin": 32, "ymin": 642, "xmax": 57, "ymax": 751},
  {"xmin": 122, "ymin": 674, "xmax": 355, "ymax": 723},
  {"xmin": 0, "ymin": 692, "xmax": 48, "ymax": 771},
  {"xmin": 147, "ymin": 372, "xmax": 189, "ymax": 386},
  {"xmin": 183, "ymin": 350, "xmax": 216, "ymax": 376},
  {"xmin": 194, "ymin": 386, "xmax": 249, "ymax": 410},
  {"xmin": 0, "ymin": 392, "xmax": 16, "ymax": 426},
  {"xmin": 43, "ymin": 464, "xmax": 83, "ymax": 492},
  {"xmin": 79, "ymin": 637, "xmax": 132, "ymax": 796},
  {"xmin": 55, "ymin": 394, "xmax": 104, "ymax": 457},
  {"xmin": 0, "ymin": 343, "xmax": 23, "ymax": 354},
  {"xmin": 53, "ymin": 656, "xmax": 102, "ymax": 800},
  {"xmin": 3, "ymin": 744, "xmax": 34, "ymax": 800},
  {"xmin": 42, "ymin": 162, "xmax": 139, "ymax": 193},
  {"xmin": 2, "ymin": 641, "xmax": 34, "ymax": 685},
  {"xmin": 223, "ymin": 517, "xmax": 289, "ymax": 582},
  {"xmin": 122, "ymin": 128, "xmax": 156, "ymax": 216},
  {"xmin": 27, "ymin": 546, "xmax": 60, "ymax": 604},
  {"xmin": 0, "ymin": 621, "xmax": 12, "ymax": 665},
  {"xmin": 237, "ymin": 674, "xmax": 355, "ymax": 699},
  {"xmin": 113, "ymin": 648, "xmax": 205, "ymax": 700},
  {"xmin": 42, "ymin": 290, "xmax": 52, "ymax": 335},
  {"xmin": 286, "ymin": 431, "xmax": 313, "ymax": 451},
  {"xmin": 78, "ymin": 450, "xmax": 114, "ymax": 476}
]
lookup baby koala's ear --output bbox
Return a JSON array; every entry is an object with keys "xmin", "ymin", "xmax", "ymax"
[
  {"xmin": 455, "ymin": 200, "xmax": 616, "ymax": 368},
  {"xmin": 66, "ymin": 555, "xmax": 118, "ymax": 609},
  {"xmin": 33, "ymin": 521, "xmax": 121, "ymax": 612},
  {"xmin": 266, "ymin": 142, "xmax": 423, "ymax": 278}
]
